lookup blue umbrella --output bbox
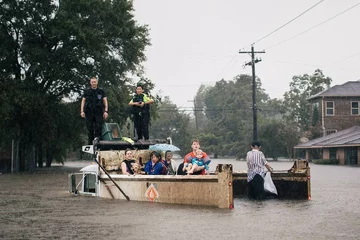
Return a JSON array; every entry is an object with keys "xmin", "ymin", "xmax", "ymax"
[{"xmin": 149, "ymin": 143, "xmax": 180, "ymax": 152}]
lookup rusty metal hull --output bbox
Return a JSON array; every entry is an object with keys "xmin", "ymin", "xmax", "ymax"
[
  {"xmin": 98, "ymin": 164, "xmax": 234, "ymax": 209},
  {"xmin": 232, "ymin": 160, "xmax": 311, "ymax": 199}
]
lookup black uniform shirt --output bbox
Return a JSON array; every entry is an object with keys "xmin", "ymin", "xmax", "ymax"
[{"xmin": 83, "ymin": 88, "xmax": 106, "ymax": 113}]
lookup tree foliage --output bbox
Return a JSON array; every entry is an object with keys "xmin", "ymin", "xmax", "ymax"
[
  {"xmin": 190, "ymin": 73, "xmax": 309, "ymax": 160},
  {"xmin": 149, "ymin": 97, "xmax": 193, "ymax": 157},
  {"xmin": 198, "ymin": 75, "xmax": 270, "ymax": 158},
  {"xmin": 259, "ymin": 120, "xmax": 300, "ymax": 159},
  {"xmin": 283, "ymin": 69, "xmax": 332, "ymax": 131},
  {"xmin": 0, "ymin": 0, "xmax": 150, "ymax": 170},
  {"xmin": 193, "ymin": 85, "xmax": 208, "ymax": 130}
]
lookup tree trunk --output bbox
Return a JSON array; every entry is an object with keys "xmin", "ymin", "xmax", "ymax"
[
  {"xmin": 14, "ymin": 138, "xmax": 20, "ymax": 172},
  {"xmin": 46, "ymin": 148, "xmax": 52, "ymax": 167},
  {"xmin": 38, "ymin": 143, "xmax": 43, "ymax": 168},
  {"xmin": 26, "ymin": 144, "xmax": 36, "ymax": 172},
  {"xmin": 18, "ymin": 140, "xmax": 25, "ymax": 171}
]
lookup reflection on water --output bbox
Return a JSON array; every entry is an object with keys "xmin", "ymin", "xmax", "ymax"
[{"xmin": 0, "ymin": 159, "xmax": 359, "ymax": 240}]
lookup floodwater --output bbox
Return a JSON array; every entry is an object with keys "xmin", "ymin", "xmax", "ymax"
[{"xmin": 1, "ymin": 159, "xmax": 360, "ymax": 240}]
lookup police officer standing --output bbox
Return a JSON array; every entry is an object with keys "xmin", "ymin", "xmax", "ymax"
[
  {"xmin": 128, "ymin": 84, "xmax": 153, "ymax": 140},
  {"xmin": 80, "ymin": 77, "xmax": 108, "ymax": 144}
]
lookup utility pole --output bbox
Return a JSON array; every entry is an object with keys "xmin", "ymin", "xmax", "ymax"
[{"xmin": 239, "ymin": 44, "xmax": 265, "ymax": 141}]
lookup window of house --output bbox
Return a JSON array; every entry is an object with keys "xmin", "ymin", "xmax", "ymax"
[
  {"xmin": 329, "ymin": 148, "xmax": 337, "ymax": 160},
  {"xmin": 326, "ymin": 101, "xmax": 334, "ymax": 116},
  {"xmin": 351, "ymin": 101, "xmax": 359, "ymax": 115}
]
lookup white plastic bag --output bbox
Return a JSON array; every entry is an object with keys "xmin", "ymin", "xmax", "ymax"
[{"xmin": 263, "ymin": 172, "xmax": 278, "ymax": 195}]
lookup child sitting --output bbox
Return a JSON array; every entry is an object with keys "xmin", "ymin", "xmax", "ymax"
[{"xmin": 185, "ymin": 149, "xmax": 211, "ymax": 174}]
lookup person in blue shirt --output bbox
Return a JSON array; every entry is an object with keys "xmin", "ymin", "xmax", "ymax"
[
  {"xmin": 186, "ymin": 149, "xmax": 211, "ymax": 174},
  {"xmin": 144, "ymin": 151, "xmax": 167, "ymax": 175}
]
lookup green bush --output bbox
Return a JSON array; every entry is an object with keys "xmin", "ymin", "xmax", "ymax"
[{"xmin": 312, "ymin": 159, "xmax": 339, "ymax": 165}]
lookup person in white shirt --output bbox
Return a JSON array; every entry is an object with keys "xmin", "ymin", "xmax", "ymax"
[{"xmin": 246, "ymin": 141, "xmax": 273, "ymax": 200}]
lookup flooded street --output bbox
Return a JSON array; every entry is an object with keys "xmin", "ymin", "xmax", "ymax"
[{"xmin": 0, "ymin": 159, "xmax": 359, "ymax": 240}]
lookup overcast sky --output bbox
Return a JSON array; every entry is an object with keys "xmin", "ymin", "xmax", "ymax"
[{"xmin": 132, "ymin": 0, "xmax": 360, "ymax": 109}]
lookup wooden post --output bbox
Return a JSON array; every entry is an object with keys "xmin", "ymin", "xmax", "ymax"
[
  {"xmin": 307, "ymin": 166, "xmax": 311, "ymax": 200},
  {"xmin": 217, "ymin": 164, "xmax": 234, "ymax": 209}
]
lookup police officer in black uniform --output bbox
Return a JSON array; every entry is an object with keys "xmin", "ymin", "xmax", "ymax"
[
  {"xmin": 128, "ymin": 84, "xmax": 153, "ymax": 140},
  {"xmin": 81, "ymin": 77, "xmax": 108, "ymax": 144}
]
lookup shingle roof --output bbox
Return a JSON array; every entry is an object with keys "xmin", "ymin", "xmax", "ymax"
[
  {"xmin": 294, "ymin": 125, "xmax": 360, "ymax": 148},
  {"xmin": 307, "ymin": 80, "xmax": 360, "ymax": 100}
]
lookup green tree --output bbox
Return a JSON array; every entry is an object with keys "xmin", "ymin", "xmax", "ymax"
[
  {"xmin": 0, "ymin": 0, "xmax": 150, "ymax": 170},
  {"xmin": 283, "ymin": 69, "xmax": 332, "ymax": 131},
  {"xmin": 201, "ymin": 75, "xmax": 270, "ymax": 158},
  {"xmin": 149, "ymin": 97, "xmax": 193, "ymax": 157},
  {"xmin": 196, "ymin": 133, "xmax": 222, "ymax": 158},
  {"xmin": 259, "ymin": 120, "xmax": 300, "ymax": 160},
  {"xmin": 193, "ymin": 84, "xmax": 208, "ymax": 130}
]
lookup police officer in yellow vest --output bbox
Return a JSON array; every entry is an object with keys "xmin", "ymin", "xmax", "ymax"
[{"xmin": 128, "ymin": 84, "xmax": 153, "ymax": 140}]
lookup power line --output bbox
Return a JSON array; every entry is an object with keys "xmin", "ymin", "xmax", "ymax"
[
  {"xmin": 216, "ymin": 1, "xmax": 325, "ymax": 82},
  {"xmin": 266, "ymin": 2, "xmax": 360, "ymax": 50},
  {"xmin": 327, "ymin": 52, "xmax": 360, "ymax": 65},
  {"xmin": 215, "ymin": 53, "xmax": 239, "ymax": 80},
  {"xmin": 272, "ymin": 59, "xmax": 359, "ymax": 71},
  {"xmin": 253, "ymin": 0, "xmax": 326, "ymax": 45}
]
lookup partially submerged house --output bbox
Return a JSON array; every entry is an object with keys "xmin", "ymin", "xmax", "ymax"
[
  {"xmin": 295, "ymin": 80, "xmax": 360, "ymax": 166},
  {"xmin": 295, "ymin": 126, "xmax": 360, "ymax": 166}
]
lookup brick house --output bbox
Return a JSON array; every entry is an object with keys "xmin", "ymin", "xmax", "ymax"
[
  {"xmin": 295, "ymin": 80, "xmax": 360, "ymax": 166},
  {"xmin": 307, "ymin": 80, "xmax": 360, "ymax": 135}
]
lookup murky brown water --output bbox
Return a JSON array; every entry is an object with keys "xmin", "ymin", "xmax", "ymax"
[{"xmin": 1, "ymin": 159, "xmax": 359, "ymax": 240}]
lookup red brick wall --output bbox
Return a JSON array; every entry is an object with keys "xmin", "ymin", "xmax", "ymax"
[
  {"xmin": 324, "ymin": 97, "xmax": 360, "ymax": 130},
  {"xmin": 310, "ymin": 97, "xmax": 360, "ymax": 132}
]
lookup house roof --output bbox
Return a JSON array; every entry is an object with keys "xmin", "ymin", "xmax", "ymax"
[
  {"xmin": 307, "ymin": 80, "xmax": 360, "ymax": 100},
  {"xmin": 294, "ymin": 125, "xmax": 360, "ymax": 148}
]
